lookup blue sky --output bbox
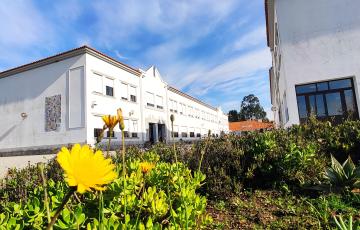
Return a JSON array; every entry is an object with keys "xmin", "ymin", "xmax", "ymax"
[{"xmin": 0, "ymin": 0, "xmax": 272, "ymax": 119}]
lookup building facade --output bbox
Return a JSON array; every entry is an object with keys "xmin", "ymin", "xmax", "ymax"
[
  {"xmin": 266, "ymin": 0, "xmax": 360, "ymax": 127},
  {"xmin": 0, "ymin": 46, "xmax": 228, "ymax": 154}
]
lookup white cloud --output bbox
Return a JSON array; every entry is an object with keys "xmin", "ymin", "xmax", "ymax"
[
  {"xmin": 233, "ymin": 26, "xmax": 267, "ymax": 51},
  {"xmin": 177, "ymin": 48, "xmax": 271, "ymax": 96}
]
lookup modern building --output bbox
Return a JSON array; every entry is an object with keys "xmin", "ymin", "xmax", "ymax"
[
  {"xmin": 229, "ymin": 120, "xmax": 273, "ymax": 135},
  {"xmin": 0, "ymin": 46, "xmax": 228, "ymax": 154},
  {"xmin": 265, "ymin": 0, "xmax": 360, "ymax": 127}
]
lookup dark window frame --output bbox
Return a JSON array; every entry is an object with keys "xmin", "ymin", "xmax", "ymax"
[
  {"xmin": 130, "ymin": 95, "xmax": 136, "ymax": 102},
  {"xmin": 106, "ymin": 86, "xmax": 114, "ymax": 97},
  {"xmin": 295, "ymin": 78, "xmax": 358, "ymax": 124}
]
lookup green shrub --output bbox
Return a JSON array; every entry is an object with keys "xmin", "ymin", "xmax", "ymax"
[{"xmin": 0, "ymin": 150, "xmax": 211, "ymax": 229}]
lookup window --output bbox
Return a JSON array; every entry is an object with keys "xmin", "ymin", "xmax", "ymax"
[
  {"xmin": 196, "ymin": 133, "xmax": 201, "ymax": 138},
  {"xmin": 146, "ymin": 92, "xmax": 155, "ymax": 107},
  {"xmin": 190, "ymin": 132, "xmax": 195, "ymax": 137},
  {"xmin": 120, "ymin": 83, "xmax": 128, "ymax": 100},
  {"xmin": 104, "ymin": 78, "xmax": 114, "ymax": 97},
  {"xmin": 94, "ymin": 128, "xmax": 102, "ymax": 137},
  {"xmin": 156, "ymin": 95, "xmax": 163, "ymax": 109},
  {"xmin": 295, "ymin": 78, "xmax": 358, "ymax": 124},
  {"xmin": 130, "ymin": 86, "xmax": 136, "ymax": 102},
  {"xmin": 131, "ymin": 120, "xmax": 138, "ymax": 138},
  {"xmin": 172, "ymin": 131, "xmax": 179, "ymax": 138},
  {"xmin": 93, "ymin": 73, "xmax": 103, "ymax": 94},
  {"xmin": 107, "ymin": 130, "xmax": 115, "ymax": 138},
  {"xmin": 174, "ymin": 101, "xmax": 178, "ymax": 113},
  {"xmin": 181, "ymin": 132, "xmax": 188, "ymax": 138}
]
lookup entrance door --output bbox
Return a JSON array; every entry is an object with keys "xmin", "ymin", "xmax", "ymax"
[
  {"xmin": 158, "ymin": 124, "xmax": 166, "ymax": 142},
  {"xmin": 149, "ymin": 123, "xmax": 155, "ymax": 144}
]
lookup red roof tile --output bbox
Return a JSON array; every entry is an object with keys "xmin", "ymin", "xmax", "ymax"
[{"xmin": 229, "ymin": 120, "xmax": 274, "ymax": 132}]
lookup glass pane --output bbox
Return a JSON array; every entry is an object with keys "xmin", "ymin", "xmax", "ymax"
[
  {"xmin": 296, "ymin": 84, "xmax": 316, "ymax": 94},
  {"xmin": 344, "ymin": 90, "xmax": 356, "ymax": 113},
  {"xmin": 317, "ymin": 82, "xmax": 328, "ymax": 91},
  {"xmin": 326, "ymin": 92, "xmax": 343, "ymax": 116},
  {"xmin": 309, "ymin": 95, "xmax": 316, "ymax": 116},
  {"xmin": 297, "ymin": 96, "xmax": 307, "ymax": 118},
  {"xmin": 329, "ymin": 79, "xmax": 351, "ymax": 89},
  {"xmin": 316, "ymin": 95, "xmax": 326, "ymax": 117}
]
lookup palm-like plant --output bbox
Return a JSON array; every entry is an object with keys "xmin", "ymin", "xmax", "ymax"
[
  {"xmin": 333, "ymin": 215, "xmax": 360, "ymax": 230},
  {"xmin": 325, "ymin": 155, "xmax": 360, "ymax": 192}
]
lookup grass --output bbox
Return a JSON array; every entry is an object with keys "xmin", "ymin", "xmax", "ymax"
[{"xmin": 206, "ymin": 190, "xmax": 360, "ymax": 230}]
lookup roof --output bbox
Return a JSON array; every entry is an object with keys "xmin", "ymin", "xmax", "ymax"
[
  {"xmin": 229, "ymin": 120, "xmax": 274, "ymax": 132},
  {"xmin": 264, "ymin": 0, "xmax": 274, "ymax": 49},
  {"xmin": 167, "ymin": 86, "xmax": 218, "ymax": 111},
  {"xmin": 0, "ymin": 46, "xmax": 141, "ymax": 79}
]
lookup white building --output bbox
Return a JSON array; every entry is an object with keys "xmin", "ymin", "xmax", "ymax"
[
  {"xmin": 266, "ymin": 0, "xmax": 360, "ymax": 127},
  {"xmin": 0, "ymin": 46, "xmax": 228, "ymax": 154}
]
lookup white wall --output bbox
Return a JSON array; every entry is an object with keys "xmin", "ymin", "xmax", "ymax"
[
  {"xmin": 85, "ymin": 54, "xmax": 142, "ymax": 146},
  {"xmin": 273, "ymin": 0, "xmax": 360, "ymax": 127},
  {"xmin": 0, "ymin": 55, "xmax": 87, "ymax": 151}
]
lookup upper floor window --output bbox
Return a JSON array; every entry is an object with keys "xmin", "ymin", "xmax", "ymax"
[
  {"xmin": 104, "ymin": 77, "xmax": 114, "ymax": 97},
  {"xmin": 156, "ymin": 95, "xmax": 163, "ymax": 109},
  {"xmin": 296, "ymin": 78, "xmax": 358, "ymax": 124},
  {"xmin": 146, "ymin": 92, "xmax": 155, "ymax": 107},
  {"xmin": 93, "ymin": 73, "xmax": 103, "ymax": 94},
  {"xmin": 130, "ymin": 86, "xmax": 137, "ymax": 102},
  {"xmin": 120, "ymin": 82, "xmax": 128, "ymax": 100}
]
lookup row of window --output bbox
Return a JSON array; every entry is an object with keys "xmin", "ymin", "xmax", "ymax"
[
  {"xmin": 94, "ymin": 119, "xmax": 139, "ymax": 139},
  {"xmin": 171, "ymin": 132, "xmax": 219, "ymax": 138},
  {"xmin": 93, "ymin": 72, "xmax": 137, "ymax": 102},
  {"xmin": 94, "ymin": 129, "xmax": 138, "ymax": 139},
  {"xmin": 296, "ymin": 78, "xmax": 358, "ymax": 124},
  {"xmin": 169, "ymin": 99, "xmax": 219, "ymax": 123}
]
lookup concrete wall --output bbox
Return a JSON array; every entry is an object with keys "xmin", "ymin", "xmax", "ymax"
[
  {"xmin": 272, "ymin": 0, "xmax": 360, "ymax": 127},
  {"xmin": 0, "ymin": 55, "xmax": 87, "ymax": 151}
]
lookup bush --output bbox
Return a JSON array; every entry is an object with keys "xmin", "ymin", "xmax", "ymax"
[{"xmin": 0, "ymin": 150, "xmax": 211, "ymax": 229}]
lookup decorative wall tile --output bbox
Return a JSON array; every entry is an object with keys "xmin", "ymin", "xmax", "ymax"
[{"xmin": 45, "ymin": 95, "xmax": 61, "ymax": 131}]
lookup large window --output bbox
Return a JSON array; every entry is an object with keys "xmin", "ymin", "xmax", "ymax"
[{"xmin": 295, "ymin": 78, "xmax": 358, "ymax": 124}]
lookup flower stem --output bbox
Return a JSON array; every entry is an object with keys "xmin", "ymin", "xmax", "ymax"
[
  {"xmin": 38, "ymin": 163, "xmax": 51, "ymax": 225},
  {"xmin": 99, "ymin": 191, "xmax": 104, "ymax": 230},
  {"xmin": 121, "ymin": 130, "xmax": 127, "ymax": 229},
  {"xmin": 46, "ymin": 187, "xmax": 75, "ymax": 230},
  {"xmin": 107, "ymin": 130, "xmax": 112, "ymax": 156}
]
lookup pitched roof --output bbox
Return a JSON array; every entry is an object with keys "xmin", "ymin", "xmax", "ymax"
[
  {"xmin": 0, "ymin": 46, "xmax": 141, "ymax": 79},
  {"xmin": 229, "ymin": 120, "xmax": 274, "ymax": 132}
]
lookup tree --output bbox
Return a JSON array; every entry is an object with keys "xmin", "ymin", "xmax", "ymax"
[
  {"xmin": 228, "ymin": 110, "xmax": 239, "ymax": 122},
  {"xmin": 239, "ymin": 94, "xmax": 267, "ymax": 121}
]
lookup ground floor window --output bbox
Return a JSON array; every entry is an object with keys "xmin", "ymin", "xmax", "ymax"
[{"xmin": 296, "ymin": 78, "xmax": 358, "ymax": 124}]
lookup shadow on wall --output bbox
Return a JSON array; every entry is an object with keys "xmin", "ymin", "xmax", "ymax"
[{"xmin": 0, "ymin": 118, "xmax": 26, "ymax": 142}]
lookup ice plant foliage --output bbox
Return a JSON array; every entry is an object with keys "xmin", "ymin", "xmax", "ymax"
[{"xmin": 57, "ymin": 144, "xmax": 117, "ymax": 193}]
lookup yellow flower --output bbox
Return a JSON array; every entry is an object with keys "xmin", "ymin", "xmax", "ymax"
[
  {"xmin": 57, "ymin": 144, "xmax": 118, "ymax": 193},
  {"xmin": 139, "ymin": 162, "xmax": 155, "ymax": 174},
  {"xmin": 102, "ymin": 115, "xmax": 119, "ymax": 130},
  {"xmin": 117, "ymin": 108, "xmax": 125, "ymax": 131}
]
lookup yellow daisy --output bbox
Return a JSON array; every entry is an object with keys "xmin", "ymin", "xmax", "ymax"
[
  {"xmin": 102, "ymin": 115, "xmax": 119, "ymax": 130},
  {"xmin": 57, "ymin": 144, "xmax": 118, "ymax": 193},
  {"xmin": 139, "ymin": 162, "xmax": 155, "ymax": 174}
]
